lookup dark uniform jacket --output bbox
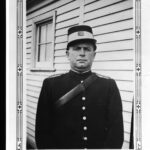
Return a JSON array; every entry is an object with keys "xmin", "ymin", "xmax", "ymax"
[{"xmin": 35, "ymin": 70, "xmax": 124, "ymax": 149}]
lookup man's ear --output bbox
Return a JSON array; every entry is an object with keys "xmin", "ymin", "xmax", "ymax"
[
  {"xmin": 66, "ymin": 50, "xmax": 69, "ymax": 58},
  {"xmin": 93, "ymin": 51, "xmax": 96, "ymax": 58}
]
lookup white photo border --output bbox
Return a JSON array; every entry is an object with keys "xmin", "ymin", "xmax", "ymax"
[{"xmin": 16, "ymin": 0, "xmax": 142, "ymax": 149}]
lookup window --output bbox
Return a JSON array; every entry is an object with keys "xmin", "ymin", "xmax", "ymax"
[{"xmin": 31, "ymin": 12, "xmax": 56, "ymax": 71}]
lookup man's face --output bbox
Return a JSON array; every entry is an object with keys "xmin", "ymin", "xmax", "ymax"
[{"xmin": 66, "ymin": 42, "xmax": 96, "ymax": 72}]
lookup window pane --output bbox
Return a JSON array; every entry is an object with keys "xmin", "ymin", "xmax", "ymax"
[
  {"xmin": 40, "ymin": 25, "xmax": 46, "ymax": 43},
  {"xmin": 45, "ymin": 43, "xmax": 52, "ymax": 61},
  {"xmin": 46, "ymin": 23, "xmax": 53, "ymax": 43},
  {"xmin": 39, "ymin": 45, "xmax": 46, "ymax": 62}
]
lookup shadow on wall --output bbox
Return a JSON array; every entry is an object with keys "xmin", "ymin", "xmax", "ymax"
[{"xmin": 26, "ymin": 137, "xmax": 37, "ymax": 149}]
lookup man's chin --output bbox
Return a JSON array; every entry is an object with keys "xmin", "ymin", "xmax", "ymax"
[{"xmin": 75, "ymin": 66, "xmax": 89, "ymax": 72}]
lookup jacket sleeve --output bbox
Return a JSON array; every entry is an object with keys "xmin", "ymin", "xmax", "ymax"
[
  {"xmin": 35, "ymin": 78, "xmax": 54, "ymax": 149},
  {"xmin": 104, "ymin": 79, "xmax": 124, "ymax": 149}
]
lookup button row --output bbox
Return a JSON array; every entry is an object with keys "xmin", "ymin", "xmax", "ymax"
[
  {"xmin": 81, "ymin": 93, "xmax": 88, "ymax": 148},
  {"xmin": 83, "ymin": 136, "xmax": 88, "ymax": 141}
]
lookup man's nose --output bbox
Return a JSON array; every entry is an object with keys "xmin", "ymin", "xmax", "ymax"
[{"xmin": 79, "ymin": 48, "xmax": 85, "ymax": 56}]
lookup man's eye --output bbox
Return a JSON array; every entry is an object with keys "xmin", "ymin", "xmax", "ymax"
[
  {"xmin": 73, "ymin": 47, "xmax": 80, "ymax": 51},
  {"xmin": 85, "ymin": 48, "xmax": 91, "ymax": 51}
]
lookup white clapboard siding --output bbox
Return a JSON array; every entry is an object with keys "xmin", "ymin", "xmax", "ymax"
[
  {"xmin": 55, "ymin": 42, "xmax": 67, "ymax": 50},
  {"xmin": 94, "ymin": 70, "xmax": 133, "ymax": 81},
  {"xmin": 92, "ymin": 60, "xmax": 133, "ymax": 70},
  {"xmin": 120, "ymin": 91, "xmax": 133, "ymax": 102},
  {"xmin": 56, "ymin": 17, "xmax": 79, "ymax": 30},
  {"xmin": 95, "ymin": 50, "xmax": 134, "ymax": 61},
  {"xmin": 85, "ymin": 9, "xmax": 133, "ymax": 27},
  {"xmin": 96, "ymin": 39, "xmax": 133, "ymax": 52},
  {"xmin": 92, "ymin": 19, "xmax": 133, "ymax": 35},
  {"xmin": 95, "ymin": 29, "xmax": 133, "ymax": 43},
  {"xmin": 26, "ymin": 0, "xmax": 134, "ymax": 148},
  {"xmin": 84, "ymin": 0, "xmax": 133, "ymax": 21},
  {"xmin": 27, "ymin": 95, "xmax": 39, "ymax": 104},
  {"xmin": 57, "ymin": 7, "xmax": 79, "ymax": 23}
]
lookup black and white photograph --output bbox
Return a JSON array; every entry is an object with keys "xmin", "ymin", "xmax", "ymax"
[
  {"xmin": 26, "ymin": 0, "xmax": 135, "ymax": 149},
  {"xmin": 7, "ymin": 0, "xmax": 150, "ymax": 149}
]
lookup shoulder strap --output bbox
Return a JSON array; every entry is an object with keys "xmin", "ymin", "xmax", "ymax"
[{"xmin": 55, "ymin": 73, "xmax": 98, "ymax": 109}]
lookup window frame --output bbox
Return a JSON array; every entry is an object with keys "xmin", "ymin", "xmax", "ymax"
[{"xmin": 31, "ymin": 11, "xmax": 56, "ymax": 71}]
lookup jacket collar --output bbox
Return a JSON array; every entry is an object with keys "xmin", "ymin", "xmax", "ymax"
[{"xmin": 69, "ymin": 69, "xmax": 92, "ymax": 80}]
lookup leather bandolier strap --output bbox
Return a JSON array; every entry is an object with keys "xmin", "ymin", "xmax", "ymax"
[{"xmin": 55, "ymin": 73, "xmax": 98, "ymax": 109}]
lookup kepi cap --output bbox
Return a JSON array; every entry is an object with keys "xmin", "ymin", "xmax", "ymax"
[{"xmin": 67, "ymin": 25, "xmax": 97, "ymax": 50}]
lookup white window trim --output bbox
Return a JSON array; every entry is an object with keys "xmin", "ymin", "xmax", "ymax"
[{"xmin": 31, "ymin": 11, "xmax": 56, "ymax": 72}]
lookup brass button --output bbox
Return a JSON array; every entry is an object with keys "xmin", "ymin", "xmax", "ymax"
[
  {"xmin": 82, "ymin": 106, "xmax": 86, "ymax": 110},
  {"xmin": 83, "ymin": 126, "xmax": 87, "ymax": 130},
  {"xmin": 82, "ymin": 97, "xmax": 86, "ymax": 100},
  {"xmin": 83, "ymin": 137, "xmax": 88, "ymax": 141},
  {"xmin": 83, "ymin": 116, "xmax": 87, "ymax": 120}
]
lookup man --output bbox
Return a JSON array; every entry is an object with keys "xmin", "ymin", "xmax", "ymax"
[{"xmin": 35, "ymin": 25, "xmax": 124, "ymax": 149}]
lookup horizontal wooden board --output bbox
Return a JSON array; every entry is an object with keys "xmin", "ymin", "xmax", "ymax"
[
  {"xmin": 26, "ymin": 25, "xmax": 32, "ymax": 32},
  {"xmin": 26, "ymin": 53, "xmax": 31, "ymax": 59},
  {"xmin": 96, "ymin": 39, "xmax": 134, "ymax": 52},
  {"xmin": 55, "ymin": 34, "xmax": 67, "ymax": 43},
  {"xmin": 124, "ymin": 121, "xmax": 131, "ymax": 133},
  {"xmin": 124, "ymin": 131, "xmax": 130, "ymax": 142},
  {"xmin": 26, "ymin": 58, "xmax": 31, "ymax": 64},
  {"xmin": 55, "ymin": 42, "xmax": 67, "ymax": 50},
  {"xmin": 26, "ymin": 32, "xmax": 32, "ymax": 39},
  {"xmin": 56, "ymin": 7, "xmax": 79, "ymax": 23},
  {"xmin": 85, "ymin": 9, "xmax": 133, "ymax": 27},
  {"xmin": 26, "ymin": 42, "xmax": 32, "ymax": 49},
  {"xmin": 55, "ymin": 27, "xmax": 68, "ymax": 37},
  {"xmin": 94, "ymin": 70, "xmax": 133, "ymax": 81},
  {"xmin": 26, "ymin": 48, "xmax": 31, "ymax": 54},
  {"xmin": 54, "ymin": 49, "xmax": 66, "ymax": 56},
  {"xmin": 84, "ymin": 0, "xmax": 133, "ymax": 21},
  {"xmin": 27, "ymin": 74, "xmax": 47, "ymax": 82},
  {"xmin": 27, "ymin": 99, "xmax": 38, "ymax": 109},
  {"xmin": 27, "ymin": 121, "xmax": 35, "ymax": 132},
  {"xmin": 93, "ymin": 19, "xmax": 133, "ymax": 35},
  {"xmin": 92, "ymin": 60, "xmax": 133, "ymax": 70},
  {"xmin": 120, "ymin": 91, "xmax": 134, "ymax": 102},
  {"xmin": 27, "ymin": 95, "xmax": 39, "ymax": 104},
  {"xmin": 123, "ymin": 111, "xmax": 132, "ymax": 123},
  {"xmin": 85, "ymin": 0, "xmax": 125, "ymax": 13},
  {"xmin": 84, "ymin": 0, "xmax": 97, "ymax": 5},
  {"xmin": 95, "ymin": 50, "xmax": 134, "ymax": 61},
  {"xmin": 27, "ymin": 78, "xmax": 43, "ymax": 86},
  {"xmin": 27, "ymin": 127, "xmax": 35, "ymax": 138},
  {"xmin": 27, "ymin": 84, "xmax": 42, "ymax": 92},
  {"xmin": 116, "ymin": 80, "xmax": 133, "ymax": 92},
  {"xmin": 56, "ymin": 0, "xmax": 79, "ymax": 15},
  {"xmin": 27, "ymin": 115, "xmax": 36, "ymax": 126},
  {"xmin": 27, "ymin": 110, "xmax": 36, "ymax": 121},
  {"xmin": 122, "ymin": 141, "xmax": 129, "ymax": 149},
  {"xmin": 95, "ymin": 29, "xmax": 133, "ymax": 44},
  {"xmin": 26, "ymin": 101, "xmax": 37, "ymax": 114},
  {"xmin": 122, "ymin": 101, "xmax": 133, "ymax": 113},
  {"xmin": 56, "ymin": 17, "xmax": 79, "ymax": 30},
  {"xmin": 27, "ymin": 90, "xmax": 41, "ymax": 98}
]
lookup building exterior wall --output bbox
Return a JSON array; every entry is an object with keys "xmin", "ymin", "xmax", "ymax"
[{"xmin": 26, "ymin": 0, "xmax": 134, "ymax": 148}]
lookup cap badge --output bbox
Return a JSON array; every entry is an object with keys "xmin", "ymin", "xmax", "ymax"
[{"xmin": 78, "ymin": 31, "xmax": 84, "ymax": 36}]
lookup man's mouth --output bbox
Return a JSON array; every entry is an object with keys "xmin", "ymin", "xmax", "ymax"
[{"xmin": 77, "ymin": 59, "xmax": 87, "ymax": 62}]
